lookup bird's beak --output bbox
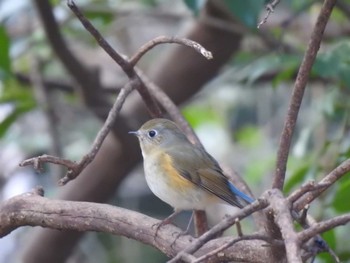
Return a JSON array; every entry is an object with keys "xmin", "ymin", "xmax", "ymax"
[{"xmin": 128, "ymin": 130, "xmax": 140, "ymax": 137}]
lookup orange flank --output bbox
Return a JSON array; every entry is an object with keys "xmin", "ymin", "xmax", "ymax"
[{"xmin": 160, "ymin": 153, "xmax": 194, "ymax": 194}]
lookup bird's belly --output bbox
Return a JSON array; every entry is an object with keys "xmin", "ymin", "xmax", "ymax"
[{"xmin": 144, "ymin": 158, "xmax": 215, "ymax": 210}]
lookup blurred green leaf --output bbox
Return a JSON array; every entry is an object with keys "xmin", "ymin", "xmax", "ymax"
[
  {"xmin": 223, "ymin": 0, "xmax": 264, "ymax": 28},
  {"xmin": 182, "ymin": 104, "xmax": 221, "ymax": 128},
  {"xmin": 0, "ymin": 79, "xmax": 36, "ymax": 137},
  {"xmin": 333, "ymin": 175, "xmax": 350, "ymax": 212},
  {"xmin": 235, "ymin": 125, "xmax": 262, "ymax": 148},
  {"xmin": 230, "ymin": 54, "xmax": 301, "ymax": 86},
  {"xmin": 84, "ymin": 10, "xmax": 114, "ymax": 25},
  {"xmin": 0, "ymin": 101, "xmax": 36, "ymax": 137},
  {"xmin": 184, "ymin": 0, "xmax": 264, "ymax": 27},
  {"xmin": 284, "ymin": 162, "xmax": 312, "ymax": 193},
  {"xmin": 0, "ymin": 26, "xmax": 11, "ymax": 78},
  {"xmin": 313, "ymin": 41, "xmax": 350, "ymax": 87},
  {"xmin": 183, "ymin": 0, "xmax": 203, "ymax": 16}
]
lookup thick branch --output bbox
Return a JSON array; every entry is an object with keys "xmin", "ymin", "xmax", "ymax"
[
  {"xmin": 0, "ymin": 193, "xmax": 271, "ymax": 262},
  {"xmin": 268, "ymin": 189, "xmax": 301, "ymax": 262},
  {"xmin": 272, "ymin": 0, "xmax": 337, "ymax": 190}
]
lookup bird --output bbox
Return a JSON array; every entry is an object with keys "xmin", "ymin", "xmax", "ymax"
[{"xmin": 129, "ymin": 118, "xmax": 254, "ymax": 232}]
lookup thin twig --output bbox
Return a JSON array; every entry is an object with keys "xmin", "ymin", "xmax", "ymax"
[
  {"xmin": 20, "ymin": 82, "xmax": 134, "ymax": 185},
  {"xmin": 257, "ymin": 0, "xmax": 281, "ymax": 28},
  {"xmin": 272, "ymin": 0, "xmax": 337, "ymax": 190},
  {"xmin": 287, "ymin": 181, "xmax": 329, "ymax": 204},
  {"xmin": 294, "ymin": 158, "xmax": 350, "ymax": 211},
  {"xmin": 129, "ymin": 36, "xmax": 212, "ymax": 67},
  {"xmin": 298, "ymin": 214, "xmax": 350, "ymax": 243},
  {"xmin": 167, "ymin": 197, "xmax": 268, "ymax": 263},
  {"xmin": 67, "ymin": 0, "xmax": 162, "ymax": 117}
]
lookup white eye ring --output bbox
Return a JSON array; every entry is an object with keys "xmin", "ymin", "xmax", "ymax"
[{"xmin": 148, "ymin": 129, "xmax": 157, "ymax": 138}]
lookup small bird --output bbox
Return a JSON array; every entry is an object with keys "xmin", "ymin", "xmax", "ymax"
[{"xmin": 129, "ymin": 118, "xmax": 254, "ymax": 230}]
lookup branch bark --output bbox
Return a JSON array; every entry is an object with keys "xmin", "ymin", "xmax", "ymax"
[
  {"xmin": 272, "ymin": 0, "xmax": 337, "ymax": 190},
  {"xmin": 1, "ymin": 192, "xmax": 272, "ymax": 263}
]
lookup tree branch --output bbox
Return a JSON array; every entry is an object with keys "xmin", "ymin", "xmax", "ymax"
[
  {"xmin": 272, "ymin": 0, "xmax": 337, "ymax": 190},
  {"xmin": 129, "ymin": 36, "xmax": 212, "ymax": 67},
  {"xmin": 0, "ymin": 191, "xmax": 272, "ymax": 262},
  {"xmin": 67, "ymin": 0, "xmax": 162, "ymax": 117},
  {"xmin": 294, "ymin": 158, "xmax": 350, "ymax": 212},
  {"xmin": 20, "ymin": 81, "xmax": 134, "ymax": 185},
  {"xmin": 298, "ymin": 214, "xmax": 350, "ymax": 243},
  {"xmin": 168, "ymin": 196, "xmax": 268, "ymax": 263},
  {"xmin": 268, "ymin": 189, "xmax": 301, "ymax": 262}
]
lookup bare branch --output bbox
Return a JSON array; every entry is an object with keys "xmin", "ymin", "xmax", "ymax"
[
  {"xmin": 0, "ymin": 192, "xmax": 272, "ymax": 262},
  {"xmin": 20, "ymin": 81, "xmax": 134, "ymax": 185},
  {"xmin": 66, "ymin": 0, "xmax": 162, "ymax": 117},
  {"xmin": 193, "ymin": 234, "xmax": 281, "ymax": 263},
  {"xmin": 298, "ymin": 214, "xmax": 350, "ymax": 243},
  {"xmin": 129, "ymin": 36, "xmax": 212, "ymax": 67},
  {"xmin": 167, "ymin": 196, "xmax": 268, "ymax": 263},
  {"xmin": 272, "ymin": 0, "xmax": 337, "ymax": 190},
  {"xmin": 257, "ymin": 0, "xmax": 280, "ymax": 28},
  {"xmin": 294, "ymin": 158, "xmax": 350, "ymax": 211},
  {"xmin": 287, "ymin": 181, "xmax": 328, "ymax": 204},
  {"xmin": 268, "ymin": 189, "xmax": 302, "ymax": 262}
]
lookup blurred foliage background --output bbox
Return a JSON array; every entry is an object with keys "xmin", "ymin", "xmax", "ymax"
[{"xmin": 0, "ymin": 0, "xmax": 350, "ymax": 262}]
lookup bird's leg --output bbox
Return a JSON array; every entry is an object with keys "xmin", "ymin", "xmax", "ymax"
[
  {"xmin": 153, "ymin": 210, "xmax": 182, "ymax": 238},
  {"xmin": 170, "ymin": 210, "xmax": 194, "ymax": 247}
]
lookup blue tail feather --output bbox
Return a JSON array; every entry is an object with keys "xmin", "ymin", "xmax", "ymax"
[{"xmin": 228, "ymin": 182, "xmax": 254, "ymax": 204}]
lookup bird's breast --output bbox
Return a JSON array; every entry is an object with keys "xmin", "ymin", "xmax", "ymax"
[{"xmin": 143, "ymin": 151, "xmax": 217, "ymax": 210}]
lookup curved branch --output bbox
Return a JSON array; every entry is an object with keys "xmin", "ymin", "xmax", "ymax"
[
  {"xmin": 129, "ymin": 36, "xmax": 213, "ymax": 67},
  {"xmin": 0, "ymin": 192, "xmax": 271, "ymax": 262},
  {"xmin": 272, "ymin": 0, "xmax": 337, "ymax": 190},
  {"xmin": 298, "ymin": 214, "xmax": 350, "ymax": 243}
]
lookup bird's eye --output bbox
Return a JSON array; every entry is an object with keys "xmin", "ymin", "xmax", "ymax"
[{"xmin": 148, "ymin": 130, "xmax": 157, "ymax": 138}]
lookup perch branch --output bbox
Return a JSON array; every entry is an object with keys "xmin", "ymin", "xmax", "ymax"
[{"xmin": 0, "ymin": 191, "xmax": 271, "ymax": 262}]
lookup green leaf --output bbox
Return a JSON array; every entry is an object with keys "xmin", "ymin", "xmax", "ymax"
[
  {"xmin": 235, "ymin": 125, "xmax": 262, "ymax": 148},
  {"xmin": 0, "ymin": 26, "xmax": 11, "ymax": 77},
  {"xmin": 183, "ymin": 0, "xmax": 203, "ymax": 16},
  {"xmin": 284, "ymin": 163, "xmax": 311, "ymax": 193},
  {"xmin": 84, "ymin": 10, "xmax": 114, "ymax": 25},
  {"xmin": 182, "ymin": 104, "xmax": 221, "ymax": 128},
  {"xmin": 313, "ymin": 41, "xmax": 350, "ymax": 87},
  {"xmin": 333, "ymin": 176, "xmax": 350, "ymax": 212},
  {"xmin": 223, "ymin": 0, "xmax": 264, "ymax": 28},
  {"xmin": 0, "ymin": 102, "xmax": 36, "ymax": 137}
]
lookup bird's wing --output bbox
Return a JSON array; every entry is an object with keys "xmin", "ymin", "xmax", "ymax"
[{"xmin": 166, "ymin": 145, "xmax": 253, "ymax": 208}]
